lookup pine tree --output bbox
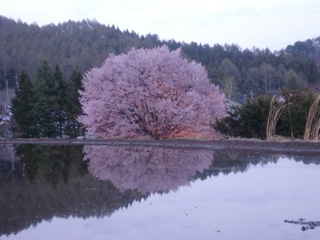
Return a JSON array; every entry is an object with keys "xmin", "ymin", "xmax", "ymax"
[
  {"xmin": 54, "ymin": 65, "xmax": 67, "ymax": 137},
  {"xmin": 11, "ymin": 70, "xmax": 36, "ymax": 137},
  {"xmin": 32, "ymin": 60, "xmax": 60, "ymax": 138},
  {"xmin": 64, "ymin": 70, "xmax": 83, "ymax": 137}
]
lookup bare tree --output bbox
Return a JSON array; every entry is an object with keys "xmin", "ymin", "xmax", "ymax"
[{"xmin": 218, "ymin": 58, "xmax": 239, "ymax": 100}]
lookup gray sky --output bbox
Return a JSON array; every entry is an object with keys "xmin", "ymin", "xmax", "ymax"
[{"xmin": 1, "ymin": 0, "xmax": 319, "ymax": 50}]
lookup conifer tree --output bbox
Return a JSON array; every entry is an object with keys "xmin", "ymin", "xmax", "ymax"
[
  {"xmin": 64, "ymin": 70, "xmax": 83, "ymax": 137},
  {"xmin": 11, "ymin": 70, "xmax": 36, "ymax": 137},
  {"xmin": 32, "ymin": 60, "xmax": 60, "ymax": 138},
  {"xmin": 54, "ymin": 65, "xmax": 67, "ymax": 137}
]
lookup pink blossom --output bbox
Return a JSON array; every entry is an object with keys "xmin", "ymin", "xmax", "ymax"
[
  {"xmin": 79, "ymin": 46, "xmax": 226, "ymax": 139},
  {"xmin": 85, "ymin": 145, "xmax": 214, "ymax": 194}
]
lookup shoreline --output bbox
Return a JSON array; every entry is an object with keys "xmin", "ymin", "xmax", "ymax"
[{"xmin": 0, "ymin": 138, "xmax": 319, "ymax": 155}]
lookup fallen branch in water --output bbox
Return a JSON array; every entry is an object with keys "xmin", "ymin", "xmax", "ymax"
[{"xmin": 285, "ymin": 219, "xmax": 320, "ymax": 231}]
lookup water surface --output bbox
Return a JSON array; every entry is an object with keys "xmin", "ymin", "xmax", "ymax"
[{"xmin": 0, "ymin": 144, "xmax": 319, "ymax": 240}]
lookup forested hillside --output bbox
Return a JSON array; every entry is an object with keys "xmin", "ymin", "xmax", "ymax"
[{"xmin": 1, "ymin": 15, "xmax": 319, "ymax": 102}]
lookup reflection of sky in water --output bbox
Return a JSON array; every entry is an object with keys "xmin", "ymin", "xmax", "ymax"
[{"xmin": 3, "ymin": 157, "xmax": 320, "ymax": 240}]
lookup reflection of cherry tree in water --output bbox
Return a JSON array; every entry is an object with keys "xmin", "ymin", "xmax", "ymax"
[{"xmin": 84, "ymin": 146, "xmax": 213, "ymax": 194}]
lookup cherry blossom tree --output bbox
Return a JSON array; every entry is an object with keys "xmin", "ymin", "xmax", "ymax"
[
  {"xmin": 79, "ymin": 45, "xmax": 226, "ymax": 139},
  {"xmin": 84, "ymin": 145, "xmax": 214, "ymax": 194}
]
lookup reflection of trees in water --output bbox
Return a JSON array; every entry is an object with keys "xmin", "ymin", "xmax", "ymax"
[
  {"xmin": 85, "ymin": 146, "xmax": 213, "ymax": 194},
  {"xmin": 292, "ymin": 156, "xmax": 320, "ymax": 165},
  {"xmin": 0, "ymin": 144, "xmax": 15, "ymax": 162},
  {"xmin": 194, "ymin": 151, "xmax": 280, "ymax": 180},
  {"xmin": 85, "ymin": 146, "xmax": 318, "ymax": 194},
  {"xmin": 0, "ymin": 145, "xmax": 146, "ymax": 237},
  {"xmin": 0, "ymin": 144, "xmax": 20, "ymax": 179},
  {"xmin": 16, "ymin": 144, "xmax": 87, "ymax": 189},
  {"xmin": 1, "ymin": 144, "xmax": 319, "ymax": 237}
]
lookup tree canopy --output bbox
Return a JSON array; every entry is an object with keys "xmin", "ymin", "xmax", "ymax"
[
  {"xmin": 1, "ymin": 15, "xmax": 319, "ymax": 103},
  {"xmin": 79, "ymin": 46, "xmax": 226, "ymax": 139},
  {"xmin": 11, "ymin": 61, "xmax": 83, "ymax": 138}
]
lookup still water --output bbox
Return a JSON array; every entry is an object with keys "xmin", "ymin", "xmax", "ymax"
[{"xmin": 0, "ymin": 144, "xmax": 319, "ymax": 240}]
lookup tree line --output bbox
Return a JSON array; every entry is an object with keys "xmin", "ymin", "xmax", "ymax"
[
  {"xmin": 12, "ymin": 56, "xmax": 319, "ymax": 140},
  {"xmin": 11, "ymin": 60, "xmax": 83, "ymax": 138},
  {"xmin": 1, "ymin": 15, "xmax": 319, "ymax": 103}
]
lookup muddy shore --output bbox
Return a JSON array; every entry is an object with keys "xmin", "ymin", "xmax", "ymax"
[{"xmin": 0, "ymin": 138, "xmax": 319, "ymax": 155}]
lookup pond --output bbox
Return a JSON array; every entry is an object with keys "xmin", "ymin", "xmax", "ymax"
[{"xmin": 0, "ymin": 143, "xmax": 320, "ymax": 240}]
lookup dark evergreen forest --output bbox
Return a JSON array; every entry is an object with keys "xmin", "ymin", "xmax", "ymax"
[{"xmin": 1, "ymin": 15, "xmax": 319, "ymax": 102}]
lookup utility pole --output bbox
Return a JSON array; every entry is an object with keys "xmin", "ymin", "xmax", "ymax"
[
  {"xmin": 6, "ymin": 78, "xmax": 9, "ymax": 115},
  {"xmin": 3, "ymin": 56, "xmax": 9, "ymax": 115},
  {"xmin": 2, "ymin": 56, "xmax": 12, "ymax": 138},
  {"xmin": 250, "ymin": 90, "xmax": 254, "ymax": 100}
]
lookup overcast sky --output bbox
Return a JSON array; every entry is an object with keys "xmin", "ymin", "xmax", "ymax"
[{"xmin": 1, "ymin": 0, "xmax": 319, "ymax": 51}]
